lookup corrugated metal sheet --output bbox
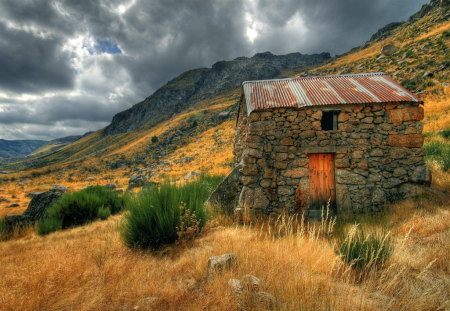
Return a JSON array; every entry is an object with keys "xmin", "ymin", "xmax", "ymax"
[{"xmin": 242, "ymin": 72, "xmax": 421, "ymax": 115}]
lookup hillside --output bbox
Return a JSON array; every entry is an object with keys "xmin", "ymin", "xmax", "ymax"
[
  {"xmin": 103, "ymin": 52, "xmax": 331, "ymax": 135},
  {"xmin": 0, "ymin": 139, "xmax": 46, "ymax": 159}
]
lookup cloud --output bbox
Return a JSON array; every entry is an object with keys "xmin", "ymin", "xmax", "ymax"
[{"xmin": 0, "ymin": 0, "xmax": 429, "ymax": 140}]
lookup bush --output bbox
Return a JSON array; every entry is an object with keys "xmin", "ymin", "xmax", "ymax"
[
  {"xmin": 337, "ymin": 226, "xmax": 392, "ymax": 270},
  {"xmin": 151, "ymin": 136, "xmax": 159, "ymax": 143},
  {"xmin": 38, "ymin": 186, "xmax": 124, "ymax": 235},
  {"xmin": 121, "ymin": 175, "xmax": 222, "ymax": 250},
  {"xmin": 438, "ymin": 129, "xmax": 450, "ymax": 139},
  {"xmin": 37, "ymin": 217, "xmax": 62, "ymax": 235},
  {"xmin": 424, "ymin": 140, "xmax": 450, "ymax": 171},
  {"xmin": 0, "ymin": 218, "xmax": 6, "ymax": 237},
  {"xmin": 97, "ymin": 207, "xmax": 111, "ymax": 220}
]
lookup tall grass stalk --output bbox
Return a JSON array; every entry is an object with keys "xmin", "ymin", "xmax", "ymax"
[{"xmin": 337, "ymin": 224, "xmax": 392, "ymax": 271}]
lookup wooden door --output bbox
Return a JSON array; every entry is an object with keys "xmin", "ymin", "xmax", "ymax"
[{"xmin": 308, "ymin": 154, "xmax": 336, "ymax": 210}]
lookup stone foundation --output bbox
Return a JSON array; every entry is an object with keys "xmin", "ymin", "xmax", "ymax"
[{"xmin": 234, "ymin": 101, "xmax": 430, "ymax": 216}]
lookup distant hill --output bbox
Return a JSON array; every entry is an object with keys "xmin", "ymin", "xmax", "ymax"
[
  {"xmin": 0, "ymin": 135, "xmax": 86, "ymax": 160},
  {"xmin": 0, "ymin": 139, "xmax": 47, "ymax": 159}
]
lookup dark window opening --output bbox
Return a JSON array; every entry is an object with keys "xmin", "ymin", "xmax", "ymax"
[{"xmin": 321, "ymin": 111, "xmax": 339, "ymax": 131}]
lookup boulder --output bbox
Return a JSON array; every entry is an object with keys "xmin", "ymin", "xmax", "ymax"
[
  {"xmin": 241, "ymin": 274, "xmax": 260, "ymax": 292},
  {"xmin": 105, "ymin": 183, "xmax": 117, "ymax": 190},
  {"xmin": 50, "ymin": 185, "xmax": 69, "ymax": 192},
  {"xmin": 207, "ymin": 253, "xmax": 238, "ymax": 278},
  {"xmin": 128, "ymin": 174, "xmax": 148, "ymax": 188},
  {"xmin": 381, "ymin": 44, "xmax": 398, "ymax": 56},
  {"xmin": 184, "ymin": 171, "xmax": 200, "ymax": 180},
  {"xmin": 252, "ymin": 291, "xmax": 277, "ymax": 309},
  {"xmin": 175, "ymin": 156, "xmax": 195, "ymax": 164},
  {"xmin": 208, "ymin": 166, "xmax": 240, "ymax": 215},
  {"xmin": 22, "ymin": 190, "xmax": 66, "ymax": 221},
  {"xmin": 410, "ymin": 166, "xmax": 432, "ymax": 185},
  {"xmin": 26, "ymin": 192, "xmax": 43, "ymax": 198},
  {"xmin": 228, "ymin": 279, "xmax": 243, "ymax": 295},
  {"xmin": 6, "ymin": 204, "xmax": 19, "ymax": 208}
]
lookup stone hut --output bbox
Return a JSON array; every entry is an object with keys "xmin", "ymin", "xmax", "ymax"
[{"xmin": 229, "ymin": 72, "xmax": 430, "ymax": 219}]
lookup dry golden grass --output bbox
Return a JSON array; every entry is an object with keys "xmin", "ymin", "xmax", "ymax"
[
  {"xmin": 159, "ymin": 120, "xmax": 235, "ymax": 179},
  {"xmin": 0, "ymin": 195, "xmax": 449, "ymax": 311}
]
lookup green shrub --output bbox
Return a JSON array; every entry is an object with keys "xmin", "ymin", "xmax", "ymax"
[
  {"xmin": 38, "ymin": 186, "xmax": 124, "ymax": 235},
  {"xmin": 37, "ymin": 217, "xmax": 62, "ymax": 235},
  {"xmin": 121, "ymin": 175, "xmax": 222, "ymax": 250},
  {"xmin": 0, "ymin": 218, "xmax": 6, "ymax": 237},
  {"xmin": 438, "ymin": 129, "xmax": 450, "ymax": 139},
  {"xmin": 151, "ymin": 136, "xmax": 159, "ymax": 143},
  {"xmin": 97, "ymin": 207, "xmax": 111, "ymax": 220},
  {"xmin": 337, "ymin": 226, "xmax": 392, "ymax": 270},
  {"xmin": 424, "ymin": 140, "xmax": 450, "ymax": 171}
]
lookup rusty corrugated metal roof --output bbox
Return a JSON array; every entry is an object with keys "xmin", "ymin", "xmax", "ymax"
[{"xmin": 242, "ymin": 72, "xmax": 420, "ymax": 115}]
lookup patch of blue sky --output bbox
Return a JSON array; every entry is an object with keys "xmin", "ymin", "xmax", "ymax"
[{"xmin": 88, "ymin": 40, "xmax": 122, "ymax": 55}]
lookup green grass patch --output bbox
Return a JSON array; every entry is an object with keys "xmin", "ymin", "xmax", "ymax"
[
  {"xmin": 38, "ymin": 186, "xmax": 125, "ymax": 235},
  {"xmin": 121, "ymin": 175, "xmax": 222, "ymax": 250},
  {"xmin": 423, "ymin": 140, "xmax": 450, "ymax": 171},
  {"xmin": 337, "ymin": 225, "xmax": 392, "ymax": 270}
]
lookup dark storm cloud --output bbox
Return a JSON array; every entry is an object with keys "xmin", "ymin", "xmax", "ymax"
[
  {"xmin": 0, "ymin": 23, "xmax": 75, "ymax": 93},
  {"xmin": 0, "ymin": 0, "xmax": 430, "ymax": 140}
]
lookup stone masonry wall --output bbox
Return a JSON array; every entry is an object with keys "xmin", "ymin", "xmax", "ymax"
[{"xmin": 235, "ymin": 102, "xmax": 430, "ymax": 216}]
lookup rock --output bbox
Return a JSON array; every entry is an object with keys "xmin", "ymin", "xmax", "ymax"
[
  {"xmin": 381, "ymin": 44, "xmax": 399, "ymax": 56},
  {"xmin": 86, "ymin": 176, "xmax": 96, "ymax": 181},
  {"xmin": 0, "ymin": 197, "xmax": 8, "ymax": 202},
  {"xmin": 241, "ymin": 274, "xmax": 260, "ymax": 292},
  {"xmin": 105, "ymin": 183, "xmax": 117, "ymax": 190},
  {"xmin": 239, "ymin": 187, "xmax": 269, "ymax": 210},
  {"xmin": 22, "ymin": 190, "xmax": 65, "ymax": 221},
  {"xmin": 387, "ymin": 134, "xmax": 424, "ymax": 148},
  {"xmin": 252, "ymin": 291, "xmax": 277, "ymax": 309},
  {"xmin": 184, "ymin": 171, "xmax": 200, "ymax": 180},
  {"xmin": 50, "ymin": 185, "xmax": 69, "ymax": 192},
  {"xmin": 175, "ymin": 156, "xmax": 195, "ymax": 164},
  {"xmin": 217, "ymin": 111, "xmax": 232, "ymax": 119},
  {"xmin": 207, "ymin": 253, "xmax": 238, "ymax": 278},
  {"xmin": 410, "ymin": 166, "xmax": 431, "ymax": 185},
  {"xmin": 128, "ymin": 174, "xmax": 148, "ymax": 188},
  {"xmin": 336, "ymin": 171, "xmax": 366, "ymax": 185},
  {"xmin": 228, "ymin": 279, "xmax": 243, "ymax": 295},
  {"xmin": 208, "ymin": 166, "xmax": 240, "ymax": 215},
  {"xmin": 388, "ymin": 107, "xmax": 424, "ymax": 123},
  {"xmin": 6, "ymin": 203, "xmax": 19, "ymax": 208},
  {"xmin": 371, "ymin": 189, "xmax": 386, "ymax": 205}
]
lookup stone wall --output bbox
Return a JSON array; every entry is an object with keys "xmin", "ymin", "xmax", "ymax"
[{"xmin": 234, "ymin": 101, "xmax": 430, "ymax": 216}]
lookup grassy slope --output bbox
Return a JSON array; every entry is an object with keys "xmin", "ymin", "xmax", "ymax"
[{"xmin": 0, "ymin": 195, "xmax": 448, "ymax": 311}]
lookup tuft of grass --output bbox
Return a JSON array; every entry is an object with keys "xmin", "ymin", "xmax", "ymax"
[
  {"xmin": 37, "ymin": 217, "xmax": 62, "ymax": 235},
  {"xmin": 38, "ymin": 186, "xmax": 124, "ymax": 235},
  {"xmin": 0, "ymin": 218, "xmax": 6, "ymax": 239},
  {"xmin": 423, "ymin": 140, "xmax": 450, "ymax": 171},
  {"xmin": 97, "ymin": 207, "xmax": 111, "ymax": 220},
  {"xmin": 121, "ymin": 175, "xmax": 222, "ymax": 250},
  {"xmin": 337, "ymin": 225, "xmax": 392, "ymax": 271}
]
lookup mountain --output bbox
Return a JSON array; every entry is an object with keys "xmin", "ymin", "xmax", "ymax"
[
  {"xmin": 0, "ymin": 139, "xmax": 47, "ymax": 159},
  {"xmin": 0, "ymin": 135, "xmax": 85, "ymax": 160},
  {"xmin": 103, "ymin": 52, "xmax": 331, "ymax": 135}
]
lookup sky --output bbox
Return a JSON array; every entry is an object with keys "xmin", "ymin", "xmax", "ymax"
[{"xmin": 0, "ymin": 0, "xmax": 429, "ymax": 140}]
